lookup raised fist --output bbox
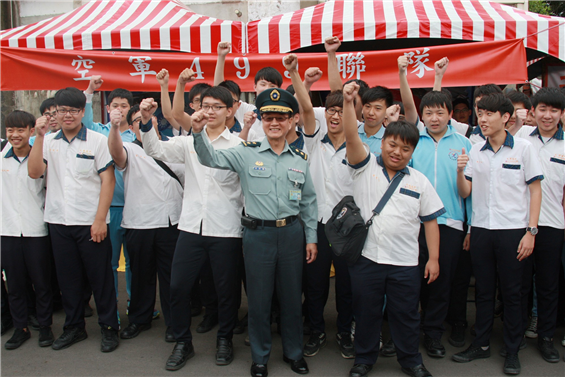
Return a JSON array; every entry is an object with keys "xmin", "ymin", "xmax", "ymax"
[
  {"xmin": 283, "ymin": 54, "xmax": 299, "ymax": 72},
  {"xmin": 140, "ymin": 98, "xmax": 158, "ymax": 123},
  {"xmin": 434, "ymin": 57, "xmax": 449, "ymax": 76},
  {"xmin": 34, "ymin": 116, "xmax": 49, "ymax": 137},
  {"xmin": 244, "ymin": 111, "xmax": 257, "ymax": 129},
  {"xmin": 304, "ymin": 67, "xmax": 323, "ymax": 85},
  {"xmin": 110, "ymin": 108, "xmax": 122, "ymax": 127},
  {"xmin": 398, "ymin": 55, "xmax": 409, "ymax": 73},
  {"xmin": 386, "ymin": 104, "xmax": 401, "ymax": 123},
  {"xmin": 343, "ymin": 82, "xmax": 359, "ymax": 103},
  {"xmin": 86, "ymin": 75, "xmax": 103, "ymax": 94},
  {"xmin": 178, "ymin": 68, "xmax": 196, "ymax": 85},
  {"xmin": 191, "ymin": 110, "xmax": 209, "ymax": 133},
  {"xmin": 156, "ymin": 69, "xmax": 170, "ymax": 87},
  {"xmin": 217, "ymin": 41, "xmax": 231, "ymax": 57},
  {"xmin": 324, "ymin": 36, "xmax": 341, "ymax": 53}
]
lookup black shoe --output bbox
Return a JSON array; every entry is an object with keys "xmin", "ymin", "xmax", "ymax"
[
  {"xmin": 424, "ymin": 335, "xmax": 446, "ymax": 358},
  {"xmin": 190, "ymin": 304, "xmax": 202, "ymax": 317},
  {"xmin": 336, "ymin": 332, "xmax": 355, "ymax": 359},
  {"xmin": 38, "ymin": 326, "xmax": 54, "ymax": 347},
  {"xmin": 216, "ymin": 337, "xmax": 234, "ymax": 365},
  {"xmin": 401, "ymin": 364, "xmax": 432, "ymax": 377},
  {"xmin": 499, "ymin": 337, "xmax": 527, "ymax": 357},
  {"xmin": 381, "ymin": 338, "xmax": 396, "ymax": 357},
  {"xmin": 283, "ymin": 355, "xmax": 309, "ymax": 374},
  {"xmin": 5, "ymin": 328, "xmax": 31, "ymax": 350},
  {"xmin": 28, "ymin": 314, "xmax": 40, "ymax": 331},
  {"xmin": 196, "ymin": 314, "xmax": 218, "ymax": 334},
  {"xmin": 449, "ymin": 324, "xmax": 466, "ymax": 348},
  {"xmin": 1, "ymin": 317, "xmax": 13, "ymax": 335},
  {"xmin": 503, "ymin": 353, "xmax": 521, "ymax": 375},
  {"xmin": 349, "ymin": 363, "xmax": 372, "ymax": 377},
  {"xmin": 250, "ymin": 362, "xmax": 268, "ymax": 377},
  {"xmin": 100, "ymin": 326, "xmax": 119, "ymax": 352},
  {"xmin": 452, "ymin": 344, "xmax": 490, "ymax": 362},
  {"xmin": 52, "ymin": 327, "xmax": 88, "ymax": 350},
  {"xmin": 234, "ymin": 313, "xmax": 248, "ymax": 335},
  {"xmin": 303, "ymin": 331, "xmax": 326, "ymax": 357},
  {"xmin": 165, "ymin": 327, "xmax": 175, "ymax": 343},
  {"xmin": 120, "ymin": 322, "xmax": 151, "ymax": 339},
  {"xmin": 84, "ymin": 304, "xmax": 94, "ymax": 318},
  {"xmin": 165, "ymin": 342, "xmax": 195, "ymax": 371},
  {"xmin": 537, "ymin": 337, "xmax": 559, "ymax": 363}
]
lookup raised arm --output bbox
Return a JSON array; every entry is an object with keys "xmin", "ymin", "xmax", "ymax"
[
  {"xmin": 156, "ymin": 69, "xmax": 183, "ymax": 132},
  {"xmin": 398, "ymin": 56, "xmax": 418, "ymax": 125},
  {"xmin": 28, "ymin": 116, "xmax": 48, "ymax": 178},
  {"xmin": 108, "ymin": 109, "xmax": 128, "ymax": 169},
  {"xmin": 433, "ymin": 57, "xmax": 449, "ymax": 92},
  {"xmin": 343, "ymin": 82, "xmax": 366, "ymax": 165},
  {"xmin": 172, "ymin": 68, "xmax": 196, "ymax": 133},
  {"xmin": 284, "ymin": 54, "xmax": 317, "ymax": 136},
  {"xmin": 83, "ymin": 75, "xmax": 106, "ymax": 133},
  {"xmin": 325, "ymin": 36, "xmax": 343, "ymax": 92},
  {"xmin": 214, "ymin": 41, "xmax": 230, "ymax": 86}
]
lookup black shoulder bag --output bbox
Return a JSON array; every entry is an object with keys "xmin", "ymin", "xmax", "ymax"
[{"xmin": 325, "ymin": 172, "xmax": 405, "ymax": 266}]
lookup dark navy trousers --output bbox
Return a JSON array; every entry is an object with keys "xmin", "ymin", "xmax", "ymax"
[{"xmin": 350, "ymin": 256, "xmax": 423, "ymax": 368}]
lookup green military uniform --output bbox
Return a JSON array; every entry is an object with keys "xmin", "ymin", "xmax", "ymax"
[{"xmin": 193, "ymin": 88, "xmax": 317, "ymax": 366}]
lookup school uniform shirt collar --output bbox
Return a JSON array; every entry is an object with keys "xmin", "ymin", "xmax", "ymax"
[
  {"xmin": 3, "ymin": 147, "xmax": 29, "ymax": 163},
  {"xmin": 229, "ymin": 118, "xmax": 242, "ymax": 133},
  {"xmin": 529, "ymin": 125, "xmax": 564, "ymax": 141},
  {"xmin": 376, "ymin": 154, "xmax": 410, "ymax": 182},
  {"xmin": 358, "ymin": 123, "xmax": 385, "ymax": 139},
  {"xmin": 54, "ymin": 124, "xmax": 87, "ymax": 143},
  {"xmin": 480, "ymin": 131, "xmax": 514, "ymax": 152},
  {"xmin": 289, "ymin": 130, "xmax": 304, "ymax": 151},
  {"xmin": 471, "ymin": 125, "xmax": 486, "ymax": 140},
  {"xmin": 321, "ymin": 133, "xmax": 346, "ymax": 152}
]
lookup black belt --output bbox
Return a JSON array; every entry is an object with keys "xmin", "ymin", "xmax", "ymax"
[{"xmin": 256, "ymin": 216, "xmax": 298, "ymax": 228}]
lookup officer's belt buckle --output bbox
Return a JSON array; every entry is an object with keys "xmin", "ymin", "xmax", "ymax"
[{"xmin": 276, "ymin": 219, "xmax": 287, "ymax": 227}]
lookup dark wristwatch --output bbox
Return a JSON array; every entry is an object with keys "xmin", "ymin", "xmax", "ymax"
[{"xmin": 526, "ymin": 227, "xmax": 538, "ymax": 236}]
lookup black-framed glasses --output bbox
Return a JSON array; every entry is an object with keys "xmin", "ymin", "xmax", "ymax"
[
  {"xmin": 202, "ymin": 105, "xmax": 227, "ymax": 112},
  {"xmin": 43, "ymin": 111, "xmax": 57, "ymax": 118},
  {"xmin": 132, "ymin": 117, "xmax": 141, "ymax": 124},
  {"xmin": 326, "ymin": 108, "xmax": 343, "ymax": 117},
  {"xmin": 56, "ymin": 108, "xmax": 81, "ymax": 115}
]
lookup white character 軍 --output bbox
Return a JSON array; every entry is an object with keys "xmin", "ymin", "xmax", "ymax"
[{"xmin": 129, "ymin": 56, "xmax": 157, "ymax": 83}]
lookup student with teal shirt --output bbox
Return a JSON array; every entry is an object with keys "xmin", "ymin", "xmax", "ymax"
[
  {"xmin": 82, "ymin": 77, "xmax": 135, "ymax": 304},
  {"xmin": 357, "ymin": 86, "xmax": 394, "ymax": 156}
]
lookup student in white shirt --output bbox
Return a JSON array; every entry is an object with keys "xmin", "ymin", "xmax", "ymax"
[
  {"xmin": 28, "ymin": 87, "xmax": 119, "ymax": 353},
  {"xmin": 107, "ymin": 105, "xmax": 184, "ymax": 343},
  {"xmin": 514, "ymin": 88, "xmax": 565, "ymax": 363},
  {"xmin": 343, "ymin": 82, "xmax": 443, "ymax": 377},
  {"xmin": 285, "ymin": 54, "xmax": 355, "ymax": 359},
  {"xmin": 2, "ymin": 111, "xmax": 53, "ymax": 350},
  {"xmin": 139, "ymin": 87, "xmax": 244, "ymax": 371},
  {"xmin": 454, "ymin": 93, "xmax": 543, "ymax": 375}
]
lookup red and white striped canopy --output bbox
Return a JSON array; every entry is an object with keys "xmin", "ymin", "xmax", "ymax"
[
  {"xmin": 0, "ymin": 0, "xmax": 244, "ymax": 53},
  {"xmin": 247, "ymin": 0, "xmax": 565, "ymax": 62}
]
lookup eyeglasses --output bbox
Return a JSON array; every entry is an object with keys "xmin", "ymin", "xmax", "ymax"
[
  {"xmin": 56, "ymin": 108, "xmax": 81, "ymax": 115},
  {"xmin": 326, "ymin": 108, "xmax": 343, "ymax": 117},
  {"xmin": 191, "ymin": 97, "xmax": 201, "ymax": 104},
  {"xmin": 262, "ymin": 115, "xmax": 290, "ymax": 123},
  {"xmin": 43, "ymin": 111, "xmax": 57, "ymax": 118},
  {"xmin": 201, "ymin": 105, "xmax": 227, "ymax": 112},
  {"xmin": 132, "ymin": 117, "xmax": 141, "ymax": 124}
]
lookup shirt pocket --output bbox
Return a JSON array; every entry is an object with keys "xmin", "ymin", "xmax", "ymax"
[
  {"xmin": 287, "ymin": 170, "xmax": 305, "ymax": 189},
  {"xmin": 500, "ymin": 163, "xmax": 522, "ymax": 186},
  {"xmin": 75, "ymin": 154, "xmax": 95, "ymax": 175},
  {"xmin": 248, "ymin": 167, "xmax": 272, "ymax": 195},
  {"xmin": 398, "ymin": 188, "xmax": 420, "ymax": 219},
  {"xmin": 548, "ymin": 157, "xmax": 565, "ymax": 182}
]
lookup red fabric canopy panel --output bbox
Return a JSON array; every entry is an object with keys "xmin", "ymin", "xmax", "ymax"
[
  {"xmin": 247, "ymin": 0, "xmax": 565, "ymax": 62},
  {"xmin": 0, "ymin": 0, "xmax": 244, "ymax": 54}
]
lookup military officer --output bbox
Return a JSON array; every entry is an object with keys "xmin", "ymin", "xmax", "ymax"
[{"xmin": 192, "ymin": 88, "xmax": 318, "ymax": 377}]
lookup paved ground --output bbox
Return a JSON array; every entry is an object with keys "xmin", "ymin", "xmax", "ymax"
[{"xmin": 2, "ymin": 273, "xmax": 564, "ymax": 377}]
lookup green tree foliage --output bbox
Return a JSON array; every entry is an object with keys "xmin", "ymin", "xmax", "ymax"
[{"xmin": 529, "ymin": 0, "xmax": 564, "ymax": 17}]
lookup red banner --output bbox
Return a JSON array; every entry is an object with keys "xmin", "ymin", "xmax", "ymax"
[{"xmin": 1, "ymin": 39, "xmax": 526, "ymax": 92}]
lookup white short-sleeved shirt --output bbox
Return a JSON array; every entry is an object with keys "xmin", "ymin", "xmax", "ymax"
[
  {"xmin": 42, "ymin": 126, "xmax": 113, "ymax": 226},
  {"xmin": 304, "ymin": 126, "xmax": 352, "ymax": 224},
  {"xmin": 514, "ymin": 125, "xmax": 565, "ymax": 229},
  {"xmin": 229, "ymin": 118, "xmax": 259, "ymax": 141},
  {"xmin": 141, "ymin": 124, "xmax": 244, "ymax": 238},
  {"xmin": 464, "ymin": 132, "xmax": 544, "ymax": 230},
  {"xmin": 2, "ymin": 148, "xmax": 48, "ymax": 237},
  {"xmin": 118, "ymin": 142, "xmax": 184, "ymax": 229},
  {"xmin": 348, "ymin": 149, "xmax": 445, "ymax": 266}
]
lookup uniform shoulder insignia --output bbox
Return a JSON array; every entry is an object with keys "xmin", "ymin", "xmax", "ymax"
[
  {"xmin": 243, "ymin": 141, "xmax": 261, "ymax": 147},
  {"xmin": 292, "ymin": 147, "xmax": 308, "ymax": 160}
]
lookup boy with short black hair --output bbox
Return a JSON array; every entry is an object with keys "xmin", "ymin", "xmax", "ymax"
[
  {"xmin": 140, "ymin": 86, "xmax": 244, "ymax": 371},
  {"xmin": 357, "ymin": 86, "xmax": 394, "ymax": 156},
  {"xmin": 29, "ymin": 98, "xmax": 60, "ymax": 146},
  {"xmin": 514, "ymin": 87, "xmax": 565, "ymax": 364},
  {"xmin": 506, "ymin": 90, "xmax": 532, "ymax": 135},
  {"xmin": 28, "ymin": 87, "xmax": 119, "ymax": 353},
  {"xmin": 2, "ymin": 110, "xmax": 53, "ymax": 350},
  {"xmin": 343, "ymin": 82, "xmax": 444, "ymax": 377},
  {"xmin": 452, "ymin": 99, "xmax": 472, "ymax": 125},
  {"xmin": 468, "ymin": 84, "xmax": 504, "ymax": 145},
  {"xmin": 455, "ymin": 93, "xmax": 543, "ymax": 375},
  {"xmin": 410, "ymin": 88, "xmax": 472, "ymax": 359}
]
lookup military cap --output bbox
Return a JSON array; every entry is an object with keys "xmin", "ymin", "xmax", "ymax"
[{"xmin": 256, "ymin": 88, "xmax": 299, "ymax": 115}]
